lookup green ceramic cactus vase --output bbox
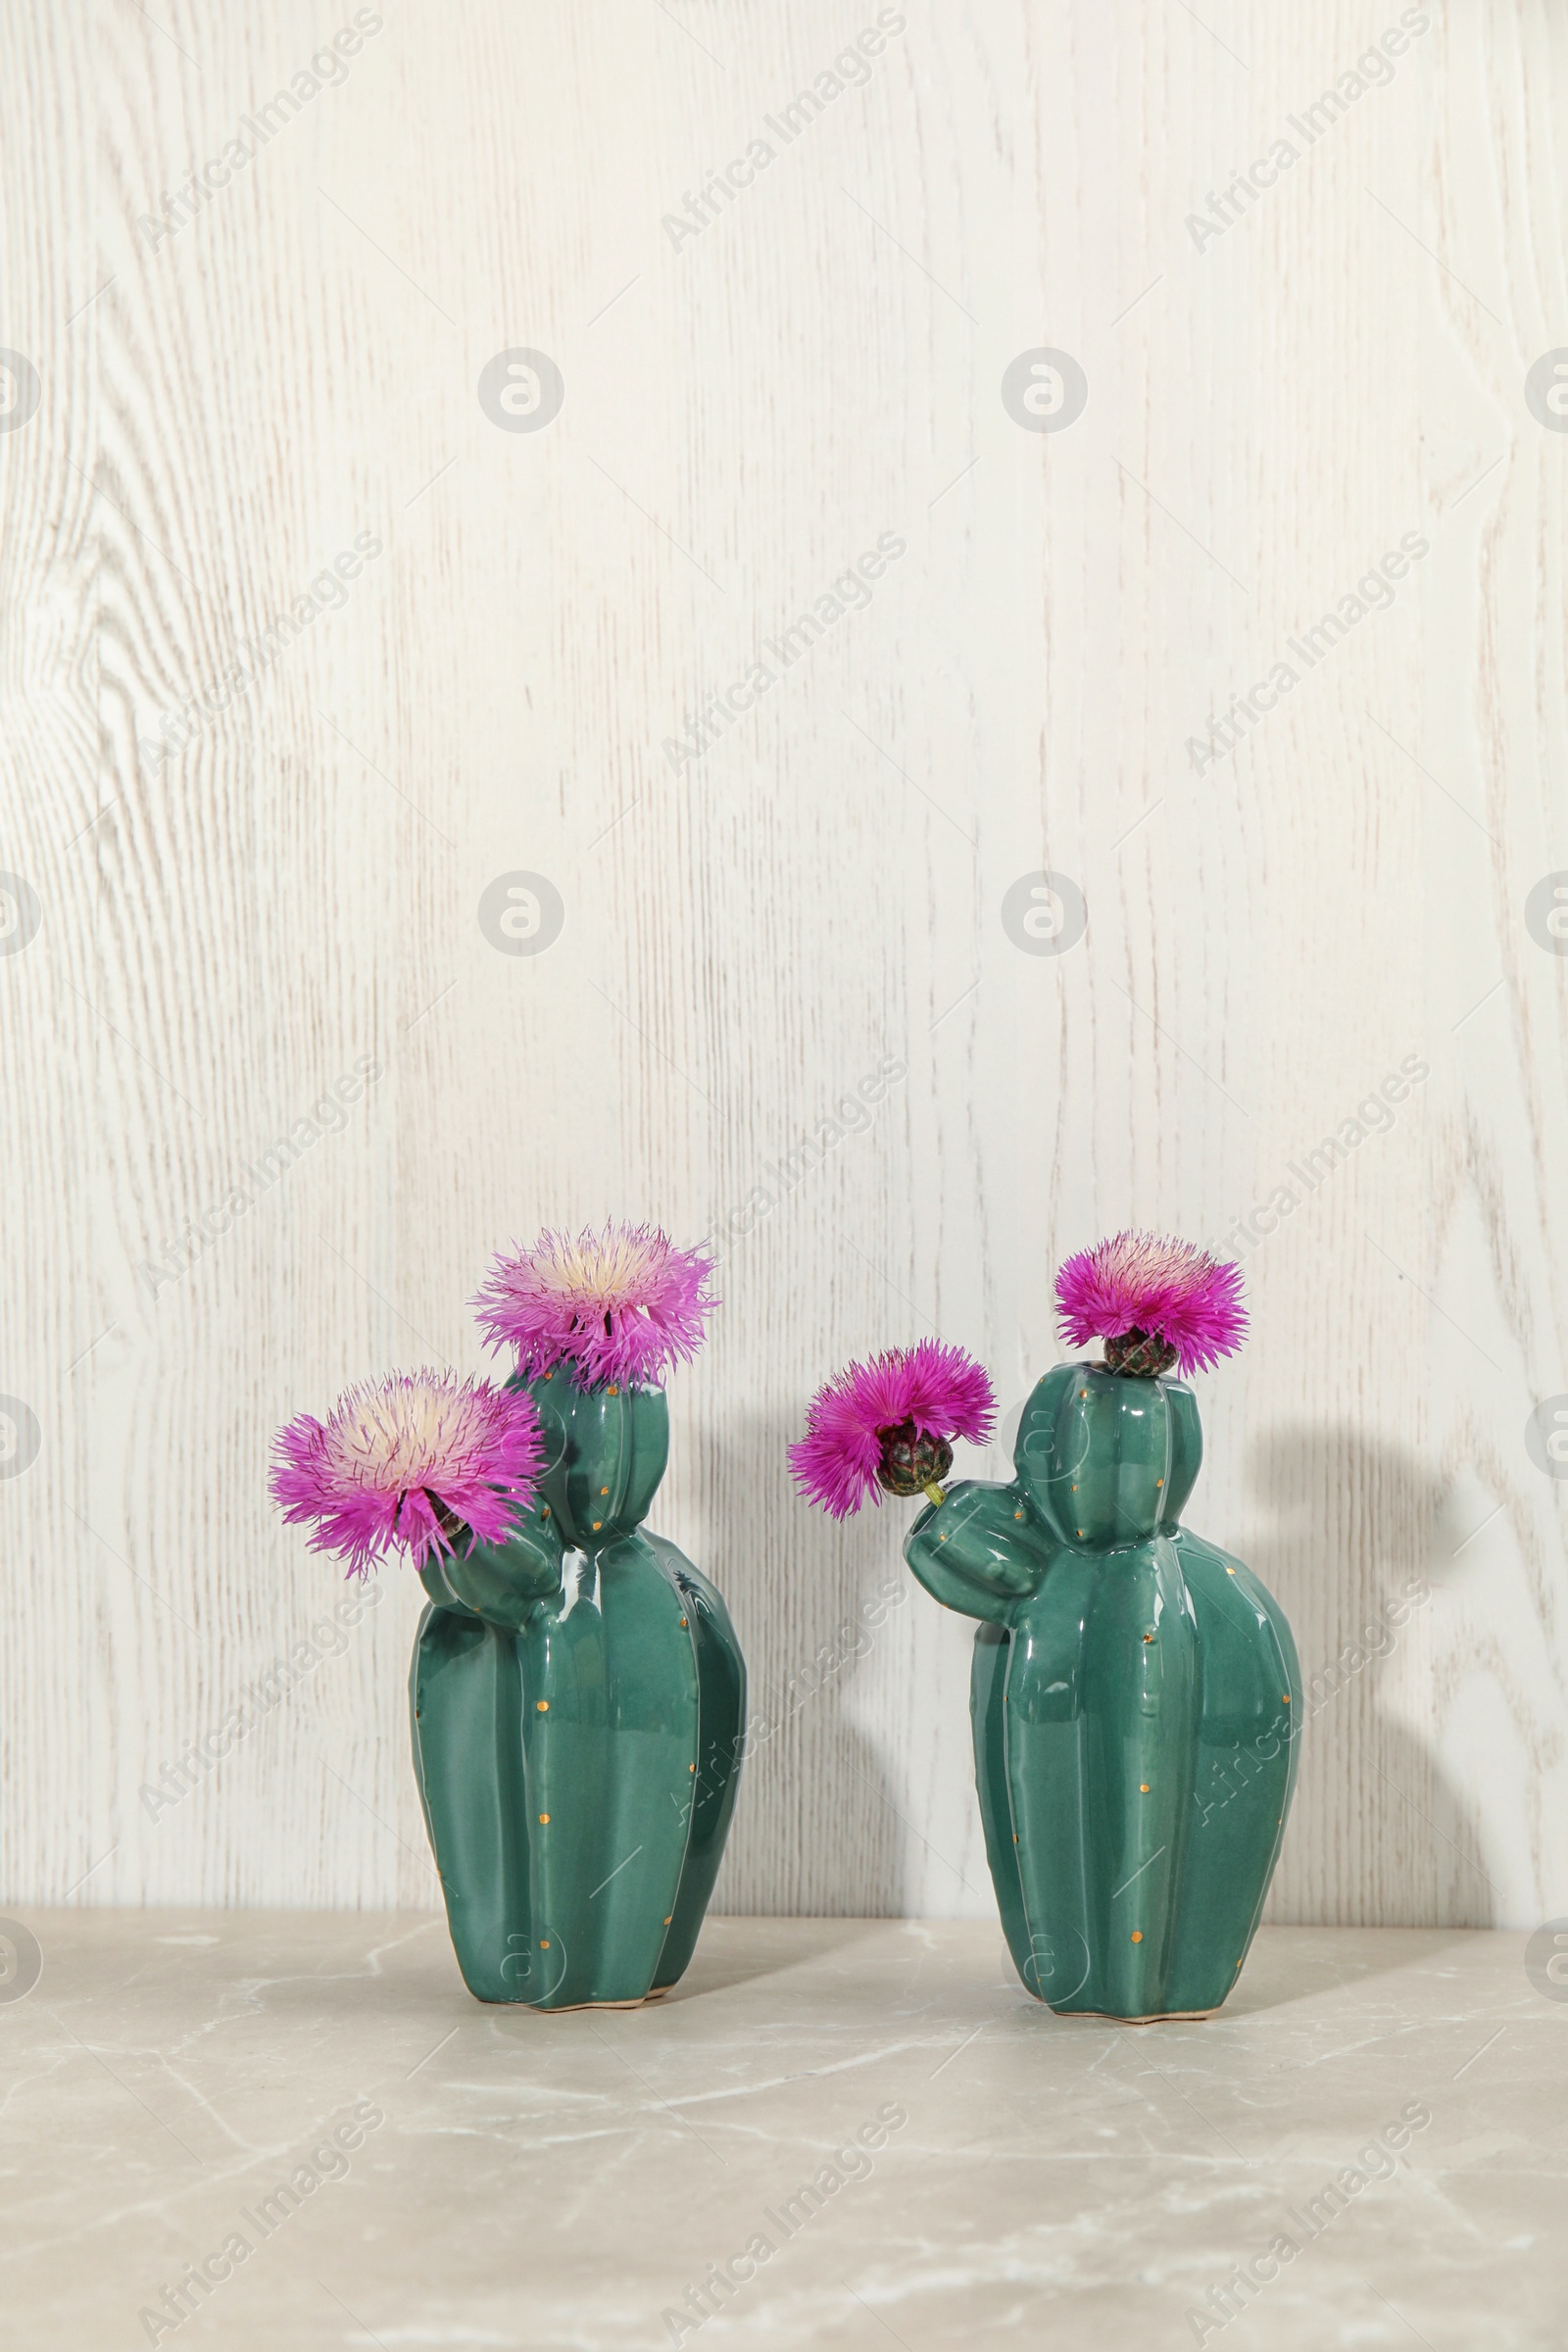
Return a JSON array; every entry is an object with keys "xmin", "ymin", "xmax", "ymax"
[
  {"xmin": 903, "ymin": 1362, "xmax": 1298, "ymax": 2021},
  {"xmin": 410, "ymin": 1372, "xmax": 746, "ymax": 2009}
]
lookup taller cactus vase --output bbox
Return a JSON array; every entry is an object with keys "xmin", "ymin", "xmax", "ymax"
[
  {"xmin": 904, "ymin": 1361, "xmax": 1298, "ymax": 2021},
  {"xmin": 411, "ymin": 1371, "xmax": 746, "ymax": 2010}
]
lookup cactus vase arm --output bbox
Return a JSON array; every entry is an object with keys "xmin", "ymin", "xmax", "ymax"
[
  {"xmin": 417, "ymin": 1501, "xmax": 564, "ymax": 1629},
  {"xmin": 903, "ymin": 1481, "xmax": 1054, "ymax": 1625}
]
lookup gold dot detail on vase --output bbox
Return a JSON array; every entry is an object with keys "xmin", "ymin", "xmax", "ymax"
[
  {"xmin": 536, "ymin": 1700, "xmax": 549, "ymax": 1712},
  {"xmin": 663, "ymin": 1916, "xmax": 672, "ymax": 1926},
  {"xmin": 1140, "ymin": 1784, "xmax": 1151, "ymax": 1793},
  {"xmin": 608, "ymin": 1385, "xmax": 619, "ymax": 1396},
  {"xmin": 600, "ymin": 1486, "xmax": 609, "ymax": 1496},
  {"xmin": 540, "ymin": 1940, "xmax": 550, "ymax": 1950},
  {"xmin": 679, "ymin": 1617, "xmax": 688, "ymax": 1629},
  {"xmin": 1226, "ymin": 1565, "xmax": 1235, "ymax": 1575},
  {"xmin": 688, "ymin": 1763, "xmax": 696, "ymax": 1773},
  {"xmin": 1014, "ymin": 1509, "xmax": 1024, "ymax": 1520},
  {"xmin": 1130, "ymin": 1931, "xmax": 1143, "ymax": 1944},
  {"xmin": 1013, "ymin": 1835, "xmax": 1018, "ymax": 1843},
  {"xmin": 1283, "ymin": 1694, "xmax": 1291, "ymax": 1704},
  {"xmin": 541, "ymin": 1505, "xmax": 550, "ymax": 1517},
  {"xmin": 539, "ymin": 1813, "xmax": 550, "ymax": 1824},
  {"xmin": 1142, "ymin": 1633, "xmax": 1154, "ymax": 1644},
  {"xmin": 592, "ymin": 1520, "xmax": 603, "ymax": 1531},
  {"xmin": 1155, "ymin": 1478, "xmax": 1163, "ymax": 1489}
]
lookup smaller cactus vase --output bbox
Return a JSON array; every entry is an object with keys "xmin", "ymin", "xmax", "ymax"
[
  {"xmin": 789, "ymin": 1236, "xmax": 1294, "ymax": 2024},
  {"xmin": 411, "ymin": 1373, "xmax": 746, "ymax": 2009},
  {"xmin": 904, "ymin": 1361, "xmax": 1298, "ymax": 2020}
]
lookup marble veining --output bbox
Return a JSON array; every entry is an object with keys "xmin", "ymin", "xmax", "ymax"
[{"xmin": 0, "ymin": 1915, "xmax": 1561, "ymax": 2349}]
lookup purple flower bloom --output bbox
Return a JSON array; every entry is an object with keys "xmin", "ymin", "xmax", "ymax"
[
  {"xmin": 1054, "ymin": 1232, "xmax": 1247, "ymax": 1376},
  {"xmin": 472, "ymin": 1221, "xmax": 717, "ymax": 1391},
  {"xmin": 270, "ymin": 1370, "xmax": 545, "ymax": 1576},
  {"xmin": 789, "ymin": 1341, "xmax": 997, "ymax": 1519}
]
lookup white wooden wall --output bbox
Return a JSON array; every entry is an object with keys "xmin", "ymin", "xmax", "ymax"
[{"xmin": 3, "ymin": 0, "xmax": 1566, "ymax": 1929}]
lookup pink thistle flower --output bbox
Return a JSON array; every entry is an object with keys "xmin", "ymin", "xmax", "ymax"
[
  {"xmin": 789, "ymin": 1340, "xmax": 997, "ymax": 1519},
  {"xmin": 472, "ymin": 1220, "xmax": 716, "ymax": 1391},
  {"xmin": 1054, "ymin": 1231, "xmax": 1247, "ymax": 1377},
  {"xmin": 270, "ymin": 1369, "xmax": 546, "ymax": 1576}
]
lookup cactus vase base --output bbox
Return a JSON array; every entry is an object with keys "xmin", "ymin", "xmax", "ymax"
[
  {"xmin": 1067, "ymin": 2007, "xmax": 1220, "ymax": 2026},
  {"xmin": 523, "ymin": 1995, "xmax": 659, "ymax": 2013}
]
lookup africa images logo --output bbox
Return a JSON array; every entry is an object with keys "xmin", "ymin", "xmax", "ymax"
[
  {"xmin": 0, "ymin": 351, "xmax": 41, "ymax": 433},
  {"xmin": 1186, "ymin": 532, "xmax": 1430, "ymax": 773},
  {"xmin": 1524, "ymin": 350, "xmax": 1568, "ymax": 431},
  {"xmin": 659, "ymin": 12, "xmax": 908, "ymax": 254},
  {"xmin": 136, "ymin": 11, "xmax": 384, "ymax": 250},
  {"xmin": 476, "ymin": 350, "xmax": 565, "ymax": 432},
  {"xmin": 478, "ymin": 872, "xmax": 565, "ymax": 955},
  {"xmin": 1184, "ymin": 10, "xmax": 1433, "ymax": 256}
]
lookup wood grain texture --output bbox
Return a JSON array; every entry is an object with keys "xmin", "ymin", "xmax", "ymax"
[{"xmin": 2, "ymin": 0, "xmax": 1564, "ymax": 1928}]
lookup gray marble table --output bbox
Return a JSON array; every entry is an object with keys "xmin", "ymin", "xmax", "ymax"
[{"xmin": 1, "ymin": 1914, "xmax": 1561, "ymax": 2348}]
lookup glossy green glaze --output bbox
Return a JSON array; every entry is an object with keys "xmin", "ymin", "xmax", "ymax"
[
  {"xmin": 410, "ymin": 1373, "xmax": 745, "ymax": 2008},
  {"xmin": 904, "ymin": 1362, "xmax": 1298, "ymax": 2020}
]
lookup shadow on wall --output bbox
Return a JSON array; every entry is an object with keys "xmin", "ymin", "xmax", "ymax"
[
  {"xmin": 1247, "ymin": 1424, "xmax": 1498, "ymax": 1930},
  {"xmin": 685, "ymin": 1409, "xmax": 1500, "ymax": 1934},
  {"xmin": 693, "ymin": 1403, "xmax": 906, "ymax": 1921}
]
